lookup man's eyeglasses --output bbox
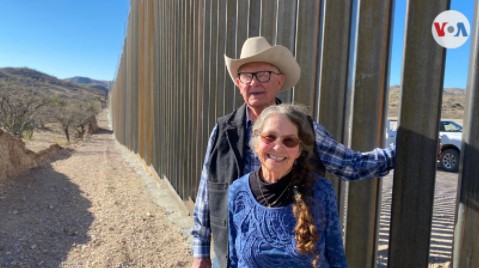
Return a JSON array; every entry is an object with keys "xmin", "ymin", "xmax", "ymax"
[
  {"xmin": 238, "ymin": 71, "xmax": 280, "ymax": 83},
  {"xmin": 259, "ymin": 134, "xmax": 301, "ymax": 148}
]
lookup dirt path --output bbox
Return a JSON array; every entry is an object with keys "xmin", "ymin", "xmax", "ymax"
[{"xmin": 0, "ymin": 111, "xmax": 193, "ymax": 267}]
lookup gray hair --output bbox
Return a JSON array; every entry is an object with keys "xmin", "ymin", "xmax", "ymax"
[{"xmin": 250, "ymin": 104, "xmax": 315, "ymax": 160}]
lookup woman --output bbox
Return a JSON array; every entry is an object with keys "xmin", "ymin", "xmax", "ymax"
[{"xmin": 228, "ymin": 104, "xmax": 347, "ymax": 268}]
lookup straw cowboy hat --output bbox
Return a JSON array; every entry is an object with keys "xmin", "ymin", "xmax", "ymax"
[{"xmin": 224, "ymin": 36, "xmax": 301, "ymax": 92}]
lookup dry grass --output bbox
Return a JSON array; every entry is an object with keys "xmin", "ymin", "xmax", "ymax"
[{"xmin": 23, "ymin": 123, "xmax": 72, "ymax": 153}]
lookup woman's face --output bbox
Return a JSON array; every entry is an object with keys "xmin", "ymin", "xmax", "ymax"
[{"xmin": 256, "ymin": 114, "xmax": 302, "ymax": 182}]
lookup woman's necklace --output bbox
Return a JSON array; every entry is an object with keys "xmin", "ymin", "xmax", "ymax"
[{"xmin": 256, "ymin": 171, "xmax": 292, "ymax": 208}]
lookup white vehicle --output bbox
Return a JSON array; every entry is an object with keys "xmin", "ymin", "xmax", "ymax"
[
  {"xmin": 438, "ymin": 120, "xmax": 463, "ymax": 172},
  {"xmin": 385, "ymin": 119, "xmax": 398, "ymax": 147},
  {"xmin": 385, "ymin": 119, "xmax": 463, "ymax": 172}
]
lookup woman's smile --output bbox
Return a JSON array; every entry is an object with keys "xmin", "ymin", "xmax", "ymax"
[{"xmin": 266, "ymin": 154, "xmax": 287, "ymax": 161}]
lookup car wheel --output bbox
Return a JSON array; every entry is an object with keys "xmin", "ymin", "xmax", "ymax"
[{"xmin": 440, "ymin": 148, "xmax": 460, "ymax": 172}]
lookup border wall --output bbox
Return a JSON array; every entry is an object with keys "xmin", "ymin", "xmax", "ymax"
[{"xmin": 109, "ymin": 1, "xmax": 479, "ymax": 267}]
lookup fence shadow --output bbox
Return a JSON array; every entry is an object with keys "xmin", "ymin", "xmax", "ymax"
[{"xmin": 0, "ymin": 163, "xmax": 93, "ymax": 267}]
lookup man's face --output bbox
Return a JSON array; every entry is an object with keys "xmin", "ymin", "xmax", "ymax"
[{"xmin": 235, "ymin": 62, "xmax": 285, "ymax": 113}]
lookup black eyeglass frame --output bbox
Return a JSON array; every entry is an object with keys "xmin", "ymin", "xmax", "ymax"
[{"xmin": 237, "ymin": 71, "xmax": 281, "ymax": 84}]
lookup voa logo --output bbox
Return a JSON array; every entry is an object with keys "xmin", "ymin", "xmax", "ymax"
[{"xmin": 432, "ymin": 10, "xmax": 470, "ymax": 49}]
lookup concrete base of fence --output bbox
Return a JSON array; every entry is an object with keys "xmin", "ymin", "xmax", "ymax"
[{"xmin": 115, "ymin": 140, "xmax": 194, "ymax": 243}]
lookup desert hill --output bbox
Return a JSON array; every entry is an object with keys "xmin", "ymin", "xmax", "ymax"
[
  {"xmin": 388, "ymin": 85, "xmax": 465, "ymax": 119},
  {"xmin": 64, "ymin": 76, "xmax": 112, "ymax": 96}
]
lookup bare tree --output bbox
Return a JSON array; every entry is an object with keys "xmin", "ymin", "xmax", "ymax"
[
  {"xmin": 73, "ymin": 99, "xmax": 101, "ymax": 138},
  {"xmin": 49, "ymin": 97, "xmax": 74, "ymax": 142},
  {"xmin": 0, "ymin": 84, "xmax": 49, "ymax": 138},
  {"xmin": 49, "ymin": 97, "xmax": 101, "ymax": 142}
]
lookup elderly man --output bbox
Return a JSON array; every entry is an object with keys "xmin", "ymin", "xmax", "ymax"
[{"xmin": 191, "ymin": 37, "xmax": 395, "ymax": 268}]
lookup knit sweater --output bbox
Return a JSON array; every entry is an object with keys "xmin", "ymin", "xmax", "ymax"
[{"xmin": 228, "ymin": 173, "xmax": 347, "ymax": 268}]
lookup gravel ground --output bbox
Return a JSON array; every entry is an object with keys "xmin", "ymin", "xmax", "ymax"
[{"xmin": 0, "ymin": 111, "xmax": 193, "ymax": 267}]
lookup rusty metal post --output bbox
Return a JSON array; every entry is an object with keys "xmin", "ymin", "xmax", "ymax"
[
  {"xmin": 158, "ymin": 0, "xmax": 166, "ymax": 175},
  {"xmin": 174, "ymin": 0, "xmax": 181, "ymax": 192},
  {"xmin": 317, "ymin": 0, "xmax": 352, "ymax": 141},
  {"xmin": 452, "ymin": 0, "xmax": 479, "ymax": 266},
  {"xmin": 147, "ymin": 0, "xmax": 155, "ymax": 165},
  {"xmin": 185, "ymin": 0, "xmax": 194, "ymax": 201},
  {"xmin": 259, "ymin": 0, "xmax": 277, "ymax": 44},
  {"xmin": 234, "ymin": 0, "xmax": 249, "ymax": 108},
  {"xmin": 215, "ymin": 0, "xmax": 226, "ymax": 117},
  {"xmin": 165, "ymin": 0, "xmax": 173, "ymax": 181},
  {"xmin": 248, "ymin": 0, "xmax": 260, "ymax": 37},
  {"xmin": 152, "ymin": 0, "xmax": 160, "ymax": 171},
  {"xmin": 179, "ymin": 0, "xmax": 186, "ymax": 197},
  {"xmin": 127, "ymin": 0, "xmax": 136, "ymax": 152},
  {"xmin": 345, "ymin": 1, "xmax": 394, "ymax": 267},
  {"xmin": 137, "ymin": 0, "xmax": 145, "ymax": 160},
  {"xmin": 275, "ymin": 0, "xmax": 296, "ymax": 103},
  {"xmin": 193, "ymin": 0, "xmax": 204, "ymax": 200},
  {"xmin": 316, "ymin": 0, "xmax": 353, "ymax": 241},
  {"xmin": 388, "ymin": 0, "xmax": 449, "ymax": 267},
  {"xmin": 223, "ymin": 0, "xmax": 236, "ymax": 113},
  {"xmin": 200, "ymin": 0, "xmax": 210, "ymax": 164},
  {"xmin": 293, "ymin": 0, "xmax": 321, "ymax": 108}
]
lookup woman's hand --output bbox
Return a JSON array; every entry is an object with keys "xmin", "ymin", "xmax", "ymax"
[{"xmin": 192, "ymin": 258, "xmax": 212, "ymax": 268}]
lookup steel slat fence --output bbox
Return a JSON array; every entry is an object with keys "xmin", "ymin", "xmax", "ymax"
[{"xmin": 109, "ymin": 0, "xmax": 479, "ymax": 267}]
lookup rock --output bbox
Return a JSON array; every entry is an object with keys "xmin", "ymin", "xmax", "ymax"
[{"xmin": 63, "ymin": 227, "xmax": 77, "ymax": 236}]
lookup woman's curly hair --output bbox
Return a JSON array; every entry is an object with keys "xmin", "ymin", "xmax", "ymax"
[{"xmin": 250, "ymin": 104, "xmax": 320, "ymax": 267}]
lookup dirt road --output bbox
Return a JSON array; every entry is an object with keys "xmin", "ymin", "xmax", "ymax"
[{"xmin": 0, "ymin": 111, "xmax": 193, "ymax": 267}]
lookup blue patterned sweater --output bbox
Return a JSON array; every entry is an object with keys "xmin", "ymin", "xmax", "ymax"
[{"xmin": 228, "ymin": 173, "xmax": 347, "ymax": 268}]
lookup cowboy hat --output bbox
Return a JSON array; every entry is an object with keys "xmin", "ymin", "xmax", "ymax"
[{"xmin": 224, "ymin": 36, "xmax": 300, "ymax": 91}]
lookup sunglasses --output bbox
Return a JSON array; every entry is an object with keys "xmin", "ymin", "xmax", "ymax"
[{"xmin": 259, "ymin": 134, "xmax": 301, "ymax": 148}]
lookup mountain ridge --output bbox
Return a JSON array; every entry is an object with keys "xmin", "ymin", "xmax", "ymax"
[
  {"xmin": 64, "ymin": 76, "xmax": 112, "ymax": 95},
  {"xmin": 0, "ymin": 67, "xmax": 107, "ymax": 99}
]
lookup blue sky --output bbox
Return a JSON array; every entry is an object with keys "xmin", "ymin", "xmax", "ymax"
[
  {"xmin": 0, "ymin": 0, "xmax": 129, "ymax": 81},
  {"xmin": 389, "ymin": 0, "xmax": 475, "ymax": 88},
  {"xmin": 0, "ymin": 1, "xmax": 474, "ymax": 88}
]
